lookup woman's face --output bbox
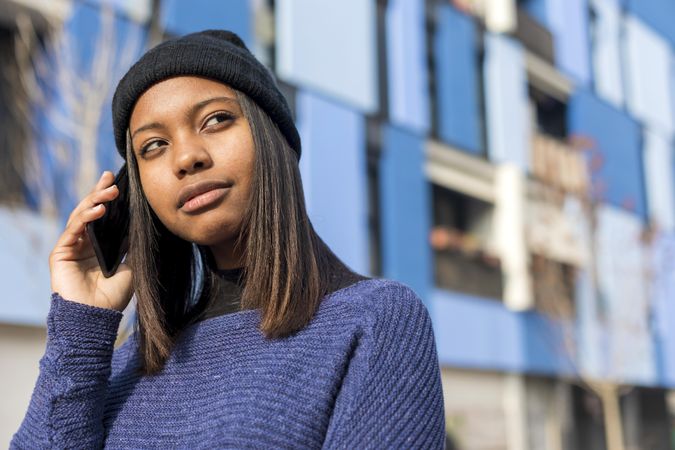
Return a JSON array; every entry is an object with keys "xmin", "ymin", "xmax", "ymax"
[{"xmin": 129, "ymin": 76, "xmax": 254, "ymax": 249}]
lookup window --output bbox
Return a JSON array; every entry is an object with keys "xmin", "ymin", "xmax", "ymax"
[
  {"xmin": 531, "ymin": 253, "xmax": 577, "ymax": 318},
  {"xmin": 529, "ymin": 84, "xmax": 567, "ymax": 139},
  {"xmin": 571, "ymin": 386, "xmax": 606, "ymax": 450},
  {"xmin": 431, "ymin": 183, "xmax": 503, "ymax": 299},
  {"xmin": 524, "ymin": 57, "xmax": 588, "ymax": 317},
  {"xmin": 528, "ymin": 83, "xmax": 589, "ymax": 197}
]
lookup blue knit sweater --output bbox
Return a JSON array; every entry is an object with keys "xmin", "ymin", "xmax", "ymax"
[{"xmin": 11, "ymin": 279, "xmax": 445, "ymax": 449}]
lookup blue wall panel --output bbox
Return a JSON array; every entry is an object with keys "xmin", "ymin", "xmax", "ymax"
[
  {"xmin": 431, "ymin": 289, "xmax": 524, "ymax": 371},
  {"xmin": 555, "ymin": 0, "xmax": 592, "ymax": 85},
  {"xmin": 296, "ymin": 91, "xmax": 370, "ymax": 275},
  {"xmin": 590, "ymin": 0, "xmax": 624, "ymax": 107},
  {"xmin": 434, "ymin": 5, "xmax": 481, "ymax": 153},
  {"xmin": 623, "ymin": 15, "xmax": 674, "ymax": 136},
  {"xmin": 650, "ymin": 232, "xmax": 675, "ymax": 387},
  {"xmin": 568, "ymin": 89, "xmax": 646, "ymax": 218},
  {"xmin": 380, "ymin": 125, "xmax": 432, "ymax": 304},
  {"xmin": 643, "ymin": 129, "xmax": 675, "ymax": 230},
  {"xmin": 524, "ymin": 0, "xmax": 592, "ymax": 85},
  {"xmin": 431, "ymin": 289, "xmax": 573, "ymax": 374},
  {"xmin": 161, "ymin": 0, "xmax": 251, "ymax": 44},
  {"xmin": 386, "ymin": 0, "xmax": 430, "ymax": 133},
  {"xmin": 522, "ymin": 313, "xmax": 576, "ymax": 376},
  {"xmin": 594, "ymin": 205, "xmax": 655, "ymax": 383},
  {"xmin": 483, "ymin": 33, "xmax": 530, "ymax": 169},
  {"xmin": 626, "ymin": 0, "xmax": 675, "ymax": 46},
  {"xmin": 575, "ymin": 269, "xmax": 605, "ymax": 378},
  {"xmin": 276, "ymin": 0, "xmax": 378, "ymax": 113}
]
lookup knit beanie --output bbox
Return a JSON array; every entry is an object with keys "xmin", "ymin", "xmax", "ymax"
[{"xmin": 111, "ymin": 29, "xmax": 301, "ymax": 159}]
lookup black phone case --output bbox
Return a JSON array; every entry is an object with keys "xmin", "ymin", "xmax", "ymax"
[{"xmin": 85, "ymin": 164, "xmax": 130, "ymax": 278}]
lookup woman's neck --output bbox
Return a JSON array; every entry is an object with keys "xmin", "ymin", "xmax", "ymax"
[{"xmin": 208, "ymin": 239, "xmax": 245, "ymax": 270}]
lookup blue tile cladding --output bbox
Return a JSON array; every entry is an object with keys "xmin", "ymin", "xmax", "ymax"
[
  {"xmin": 523, "ymin": 0, "xmax": 592, "ymax": 85},
  {"xmin": 161, "ymin": 0, "xmax": 251, "ymax": 45},
  {"xmin": 386, "ymin": 0, "xmax": 430, "ymax": 133},
  {"xmin": 626, "ymin": 0, "xmax": 675, "ymax": 46},
  {"xmin": 568, "ymin": 89, "xmax": 647, "ymax": 218},
  {"xmin": 557, "ymin": 0, "xmax": 592, "ymax": 85},
  {"xmin": 433, "ymin": 5, "xmax": 482, "ymax": 154},
  {"xmin": 430, "ymin": 289, "xmax": 575, "ymax": 375},
  {"xmin": 590, "ymin": 0, "xmax": 624, "ymax": 107},
  {"xmin": 379, "ymin": 125, "xmax": 432, "ymax": 306},
  {"xmin": 275, "ymin": 0, "xmax": 378, "ymax": 114},
  {"xmin": 483, "ymin": 33, "xmax": 530, "ymax": 169},
  {"xmin": 650, "ymin": 232, "xmax": 675, "ymax": 386},
  {"xmin": 296, "ymin": 91, "xmax": 370, "ymax": 276}
]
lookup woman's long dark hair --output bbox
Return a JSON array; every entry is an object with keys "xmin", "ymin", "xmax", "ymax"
[{"xmin": 126, "ymin": 88, "xmax": 365, "ymax": 375}]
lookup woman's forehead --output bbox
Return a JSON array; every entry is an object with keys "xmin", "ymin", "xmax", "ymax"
[{"xmin": 130, "ymin": 77, "xmax": 237, "ymax": 124}]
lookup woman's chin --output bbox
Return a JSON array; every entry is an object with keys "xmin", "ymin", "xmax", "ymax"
[{"xmin": 178, "ymin": 224, "xmax": 242, "ymax": 247}]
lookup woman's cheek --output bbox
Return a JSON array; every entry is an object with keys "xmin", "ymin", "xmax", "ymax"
[{"xmin": 143, "ymin": 191, "xmax": 174, "ymax": 231}]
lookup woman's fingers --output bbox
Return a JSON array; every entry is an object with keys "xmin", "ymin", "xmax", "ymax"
[
  {"xmin": 51, "ymin": 230, "xmax": 97, "ymax": 262},
  {"xmin": 66, "ymin": 171, "xmax": 113, "ymax": 215},
  {"xmin": 65, "ymin": 172, "xmax": 107, "ymax": 221},
  {"xmin": 66, "ymin": 186, "xmax": 117, "ymax": 228},
  {"xmin": 58, "ymin": 203, "xmax": 107, "ymax": 248},
  {"xmin": 90, "ymin": 170, "xmax": 115, "ymax": 195},
  {"xmin": 66, "ymin": 177, "xmax": 119, "ymax": 228},
  {"xmin": 53, "ymin": 170, "xmax": 121, "ymax": 265}
]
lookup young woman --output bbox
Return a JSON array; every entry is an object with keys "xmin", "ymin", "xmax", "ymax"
[{"xmin": 12, "ymin": 30, "xmax": 445, "ymax": 449}]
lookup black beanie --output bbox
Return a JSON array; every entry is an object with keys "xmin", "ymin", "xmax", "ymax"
[{"xmin": 111, "ymin": 29, "xmax": 301, "ymax": 159}]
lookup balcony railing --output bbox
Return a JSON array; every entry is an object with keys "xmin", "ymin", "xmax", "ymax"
[{"xmin": 531, "ymin": 132, "xmax": 589, "ymax": 197}]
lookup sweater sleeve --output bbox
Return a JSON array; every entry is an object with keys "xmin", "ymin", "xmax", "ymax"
[
  {"xmin": 10, "ymin": 293, "xmax": 123, "ymax": 450},
  {"xmin": 321, "ymin": 282, "xmax": 446, "ymax": 449}
]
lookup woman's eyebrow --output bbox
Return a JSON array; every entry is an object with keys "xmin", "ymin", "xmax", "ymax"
[
  {"xmin": 186, "ymin": 96, "xmax": 240, "ymax": 120},
  {"xmin": 131, "ymin": 122, "xmax": 165, "ymax": 139}
]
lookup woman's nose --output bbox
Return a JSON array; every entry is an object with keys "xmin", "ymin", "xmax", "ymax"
[{"xmin": 173, "ymin": 139, "xmax": 212, "ymax": 176}]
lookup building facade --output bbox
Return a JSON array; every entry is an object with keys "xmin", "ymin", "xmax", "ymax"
[{"xmin": 1, "ymin": 0, "xmax": 675, "ymax": 448}]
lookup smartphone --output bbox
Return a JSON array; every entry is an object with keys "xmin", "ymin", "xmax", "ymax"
[{"xmin": 85, "ymin": 164, "xmax": 130, "ymax": 278}]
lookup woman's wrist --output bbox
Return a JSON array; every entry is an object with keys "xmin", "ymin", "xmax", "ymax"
[{"xmin": 48, "ymin": 292, "xmax": 123, "ymax": 347}]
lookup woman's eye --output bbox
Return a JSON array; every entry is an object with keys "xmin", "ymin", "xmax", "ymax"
[
  {"xmin": 140, "ymin": 140, "xmax": 165, "ymax": 155},
  {"xmin": 204, "ymin": 113, "xmax": 233, "ymax": 128}
]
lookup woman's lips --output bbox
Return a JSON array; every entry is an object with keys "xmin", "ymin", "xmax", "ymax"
[{"xmin": 180, "ymin": 187, "xmax": 230, "ymax": 213}]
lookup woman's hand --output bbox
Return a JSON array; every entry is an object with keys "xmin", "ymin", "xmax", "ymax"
[{"xmin": 49, "ymin": 171, "xmax": 134, "ymax": 312}]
